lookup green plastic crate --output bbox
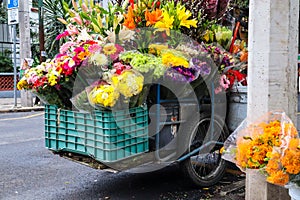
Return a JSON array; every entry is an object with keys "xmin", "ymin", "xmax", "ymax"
[
  {"xmin": 44, "ymin": 105, "xmax": 86, "ymax": 153},
  {"xmin": 76, "ymin": 107, "xmax": 148, "ymax": 162},
  {"xmin": 44, "ymin": 105, "xmax": 149, "ymax": 162}
]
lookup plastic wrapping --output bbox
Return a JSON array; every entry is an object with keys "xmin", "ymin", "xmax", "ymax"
[
  {"xmin": 70, "ymin": 90, "xmax": 94, "ymax": 112},
  {"xmin": 222, "ymin": 111, "xmax": 300, "ymax": 187},
  {"xmin": 86, "ymin": 82, "xmax": 120, "ymax": 110}
]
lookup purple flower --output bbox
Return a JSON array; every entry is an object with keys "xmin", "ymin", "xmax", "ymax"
[
  {"xmin": 165, "ymin": 66, "xmax": 197, "ymax": 83},
  {"xmin": 191, "ymin": 58, "xmax": 211, "ymax": 76},
  {"xmin": 198, "ymin": 62, "xmax": 211, "ymax": 76}
]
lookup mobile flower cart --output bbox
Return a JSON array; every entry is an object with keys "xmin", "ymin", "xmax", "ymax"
[{"xmin": 18, "ymin": 0, "xmax": 236, "ymax": 187}]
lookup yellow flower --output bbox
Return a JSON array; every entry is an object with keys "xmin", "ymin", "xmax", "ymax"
[
  {"xmin": 48, "ymin": 73, "xmax": 58, "ymax": 86},
  {"xmin": 154, "ymin": 11, "xmax": 174, "ymax": 36},
  {"xmin": 148, "ymin": 44, "xmax": 168, "ymax": 56},
  {"xmin": 161, "ymin": 52, "xmax": 189, "ymax": 68},
  {"xmin": 112, "ymin": 70, "xmax": 144, "ymax": 98},
  {"xmin": 176, "ymin": 5, "xmax": 197, "ymax": 28},
  {"xmin": 89, "ymin": 84, "xmax": 120, "ymax": 107},
  {"xmin": 103, "ymin": 43, "xmax": 117, "ymax": 55},
  {"xmin": 17, "ymin": 79, "xmax": 29, "ymax": 90}
]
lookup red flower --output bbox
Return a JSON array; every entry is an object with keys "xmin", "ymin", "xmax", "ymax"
[
  {"xmin": 129, "ymin": 0, "xmax": 134, "ymax": 8},
  {"xmin": 225, "ymin": 69, "xmax": 247, "ymax": 88}
]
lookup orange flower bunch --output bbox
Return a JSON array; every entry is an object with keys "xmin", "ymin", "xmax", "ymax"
[
  {"xmin": 223, "ymin": 112, "xmax": 300, "ymax": 187},
  {"xmin": 123, "ymin": 0, "xmax": 162, "ymax": 30},
  {"xmin": 236, "ymin": 121, "xmax": 298, "ymax": 169},
  {"xmin": 265, "ymin": 137, "xmax": 300, "ymax": 186}
]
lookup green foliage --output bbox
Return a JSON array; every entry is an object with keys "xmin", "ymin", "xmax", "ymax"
[
  {"xmin": 0, "ymin": 49, "xmax": 13, "ymax": 72},
  {"xmin": 168, "ymin": 0, "xmax": 230, "ymax": 43},
  {"xmin": 232, "ymin": 0, "xmax": 249, "ymax": 9},
  {"xmin": 43, "ymin": 0, "xmax": 72, "ymax": 58},
  {"xmin": 0, "ymin": 3, "xmax": 7, "ymax": 23},
  {"xmin": 32, "ymin": 0, "xmax": 39, "ymax": 8},
  {"xmin": 30, "ymin": 20, "xmax": 40, "ymax": 67}
]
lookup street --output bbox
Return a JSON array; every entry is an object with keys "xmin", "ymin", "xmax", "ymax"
[{"xmin": 0, "ymin": 111, "xmax": 244, "ymax": 200}]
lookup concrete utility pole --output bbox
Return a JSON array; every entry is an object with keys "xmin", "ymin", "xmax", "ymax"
[
  {"xmin": 247, "ymin": 0, "xmax": 299, "ymax": 199},
  {"xmin": 19, "ymin": 1, "xmax": 33, "ymax": 107},
  {"xmin": 38, "ymin": 0, "xmax": 45, "ymax": 63}
]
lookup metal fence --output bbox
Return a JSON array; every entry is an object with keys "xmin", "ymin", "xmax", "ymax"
[
  {"xmin": 0, "ymin": 23, "xmax": 20, "ymax": 91},
  {"xmin": 0, "ymin": 23, "xmax": 20, "ymax": 71}
]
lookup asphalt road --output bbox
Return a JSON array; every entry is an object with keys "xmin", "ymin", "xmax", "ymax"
[{"xmin": 0, "ymin": 111, "xmax": 244, "ymax": 200}]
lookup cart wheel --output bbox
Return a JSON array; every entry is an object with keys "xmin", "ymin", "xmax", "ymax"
[{"xmin": 180, "ymin": 113, "xmax": 229, "ymax": 187}]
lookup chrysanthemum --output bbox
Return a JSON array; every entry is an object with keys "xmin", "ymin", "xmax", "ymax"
[
  {"xmin": 89, "ymin": 53, "xmax": 108, "ymax": 66},
  {"xmin": 103, "ymin": 43, "xmax": 117, "ymax": 55}
]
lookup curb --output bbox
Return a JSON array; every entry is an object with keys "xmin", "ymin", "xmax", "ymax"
[{"xmin": 0, "ymin": 106, "xmax": 44, "ymax": 113}]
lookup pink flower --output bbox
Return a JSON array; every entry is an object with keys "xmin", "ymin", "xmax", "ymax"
[
  {"xmin": 214, "ymin": 86, "xmax": 223, "ymax": 94},
  {"xmin": 59, "ymin": 42, "xmax": 76, "ymax": 54},
  {"xmin": 81, "ymin": 3, "xmax": 89, "ymax": 12},
  {"xmin": 56, "ymin": 30, "xmax": 69, "ymax": 40},
  {"xmin": 109, "ymin": 44, "xmax": 124, "ymax": 61},
  {"xmin": 72, "ymin": 14, "xmax": 83, "ymax": 26},
  {"xmin": 55, "ymin": 53, "xmax": 67, "ymax": 60},
  {"xmin": 88, "ymin": 44, "xmax": 102, "ymax": 53},
  {"xmin": 113, "ymin": 62, "xmax": 132, "ymax": 75},
  {"xmin": 28, "ymin": 74, "xmax": 39, "ymax": 85},
  {"xmin": 74, "ymin": 46, "xmax": 85, "ymax": 54},
  {"xmin": 44, "ymin": 62, "xmax": 54, "ymax": 70},
  {"xmin": 219, "ymin": 74, "xmax": 230, "ymax": 89},
  {"xmin": 67, "ymin": 24, "xmax": 79, "ymax": 36},
  {"xmin": 115, "ymin": 44, "xmax": 124, "ymax": 53}
]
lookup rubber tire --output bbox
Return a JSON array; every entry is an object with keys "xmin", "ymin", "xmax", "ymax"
[{"xmin": 180, "ymin": 113, "xmax": 230, "ymax": 187}]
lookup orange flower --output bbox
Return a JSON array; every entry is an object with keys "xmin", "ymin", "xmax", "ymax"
[
  {"xmin": 266, "ymin": 170, "xmax": 289, "ymax": 186},
  {"xmin": 77, "ymin": 50, "xmax": 91, "ymax": 60},
  {"xmin": 235, "ymin": 120, "xmax": 286, "ymax": 169},
  {"xmin": 233, "ymin": 116, "xmax": 299, "ymax": 186},
  {"xmin": 282, "ymin": 138, "xmax": 300, "ymax": 174},
  {"xmin": 145, "ymin": 9, "xmax": 163, "ymax": 26},
  {"xmin": 266, "ymin": 153, "xmax": 281, "ymax": 175},
  {"xmin": 123, "ymin": 7, "xmax": 136, "ymax": 30},
  {"xmin": 284, "ymin": 123, "xmax": 298, "ymax": 138}
]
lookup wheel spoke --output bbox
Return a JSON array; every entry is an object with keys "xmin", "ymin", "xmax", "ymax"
[
  {"xmin": 182, "ymin": 115, "xmax": 229, "ymax": 187},
  {"xmin": 190, "ymin": 119, "xmax": 226, "ymax": 178}
]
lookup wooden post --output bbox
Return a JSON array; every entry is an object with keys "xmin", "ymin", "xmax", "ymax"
[
  {"xmin": 19, "ymin": 1, "xmax": 33, "ymax": 107},
  {"xmin": 247, "ymin": 0, "xmax": 299, "ymax": 199}
]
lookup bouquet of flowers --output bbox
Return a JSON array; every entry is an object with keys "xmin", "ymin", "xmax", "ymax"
[
  {"xmin": 88, "ymin": 81, "xmax": 120, "ymax": 109},
  {"xmin": 18, "ymin": 0, "xmax": 234, "ymax": 110},
  {"xmin": 17, "ymin": 38, "xmax": 102, "ymax": 109},
  {"xmin": 222, "ymin": 111, "xmax": 300, "ymax": 187}
]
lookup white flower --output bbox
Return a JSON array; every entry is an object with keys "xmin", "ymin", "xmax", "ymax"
[
  {"xmin": 101, "ymin": 92, "xmax": 109, "ymax": 99},
  {"xmin": 102, "ymin": 72, "xmax": 113, "ymax": 83},
  {"xmin": 77, "ymin": 28, "xmax": 93, "ymax": 41},
  {"xmin": 105, "ymin": 27, "xmax": 135, "ymax": 43},
  {"xmin": 89, "ymin": 53, "xmax": 108, "ymax": 66},
  {"xmin": 175, "ymin": 44, "xmax": 198, "ymax": 56}
]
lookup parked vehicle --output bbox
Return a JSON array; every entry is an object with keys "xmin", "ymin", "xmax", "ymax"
[{"xmin": 45, "ymin": 83, "xmax": 229, "ymax": 187}]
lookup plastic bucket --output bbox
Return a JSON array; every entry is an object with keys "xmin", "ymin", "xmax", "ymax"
[{"xmin": 289, "ymin": 186, "xmax": 300, "ymax": 200}]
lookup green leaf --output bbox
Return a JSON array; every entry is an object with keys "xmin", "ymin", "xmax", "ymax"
[
  {"xmin": 62, "ymin": 1, "xmax": 70, "ymax": 12},
  {"xmin": 115, "ymin": 24, "xmax": 121, "ymax": 34},
  {"xmin": 79, "ymin": 12, "xmax": 90, "ymax": 20}
]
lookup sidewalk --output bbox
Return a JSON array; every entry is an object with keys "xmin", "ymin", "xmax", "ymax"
[{"xmin": 0, "ymin": 97, "xmax": 44, "ymax": 113}]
